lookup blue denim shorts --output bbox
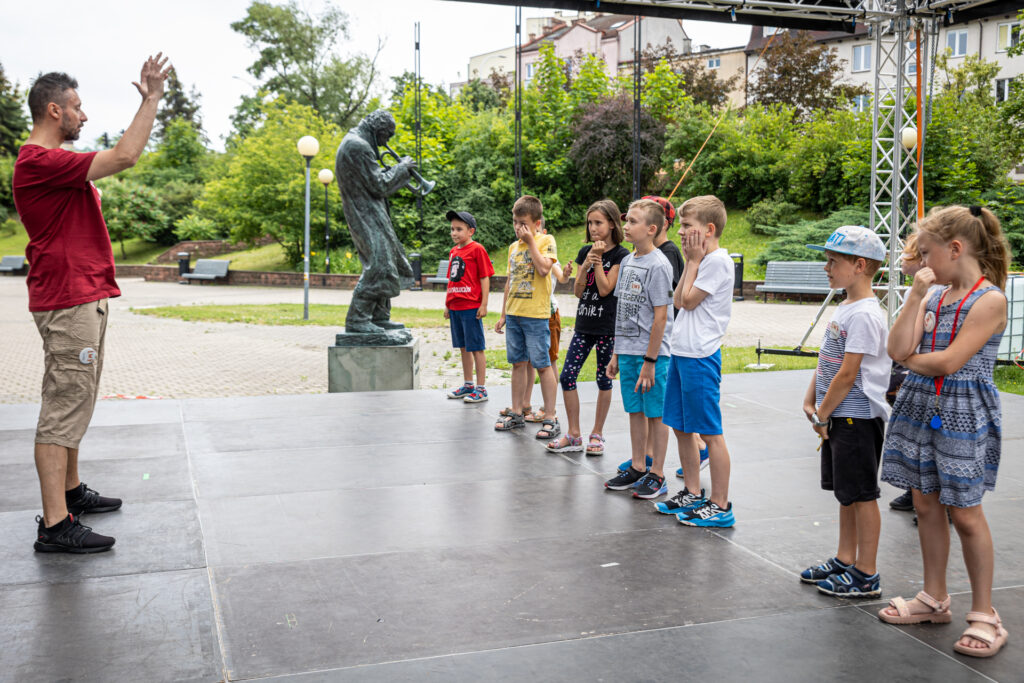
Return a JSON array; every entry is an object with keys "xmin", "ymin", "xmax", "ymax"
[
  {"xmin": 618, "ymin": 354, "xmax": 670, "ymax": 418},
  {"xmin": 505, "ymin": 314, "xmax": 551, "ymax": 368},
  {"xmin": 449, "ymin": 308, "xmax": 486, "ymax": 352}
]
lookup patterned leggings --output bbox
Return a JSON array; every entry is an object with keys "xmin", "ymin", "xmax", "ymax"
[{"xmin": 559, "ymin": 332, "xmax": 615, "ymax": 392}]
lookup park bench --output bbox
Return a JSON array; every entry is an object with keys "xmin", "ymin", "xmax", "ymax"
[
  {"xmin": 180, "ymin": 259, "xmax": 230, "ymax": 284},
  {"xmin": 425, "ymin": 259, "xmax": 449, "ymax": 288},
  {"xmin": 0, "ymin": 256, "xmax": 26, "ymax": 275},
  {"xmin": 755, "ymin": 261, "xmax": 838, "ymax": 302}
]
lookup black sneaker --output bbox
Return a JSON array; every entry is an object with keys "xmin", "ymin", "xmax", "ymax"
[
  {"xmin": 66, "ymin": 483, "xmax": 122, "ymax": 515},
  {"xmin": 889, "ymin": 490, "xmax": 914, "ymax": 511},
  {"xmin": 605, "ymin": 466, "xmax": 647, "ymax": 490},
  {"xmin": 632, "ymin": 472, "xmax": 668, "ymax": 499},
  {"xmin": 34, "ymin": 514, "xmax": 115, "ymax": 553}
]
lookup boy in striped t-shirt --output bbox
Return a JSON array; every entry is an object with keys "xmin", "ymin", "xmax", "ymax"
[{"xmin": 799, "ymin": 226, "xmax": 890, "ymax": 599}]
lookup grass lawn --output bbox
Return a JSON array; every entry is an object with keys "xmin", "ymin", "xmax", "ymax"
[
  {"xmin": 2, "ymin": 219, "xmax": 167, "ymax": 265},
  {"xmin": 0, "ymin": 220, "xmax": 30, "ymax": 256},
  {"xmin": 215, "ymin": 242, "xmax": 293, "ymax": 272}
]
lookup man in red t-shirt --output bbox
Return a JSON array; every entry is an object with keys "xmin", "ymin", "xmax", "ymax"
[
  {"xmin": 12, "ymin": 54, "xmax": 171, "ymax": 554},
  {"xmin": 442, "ymin": 210, "xmax": 494, "ymax": 403}
]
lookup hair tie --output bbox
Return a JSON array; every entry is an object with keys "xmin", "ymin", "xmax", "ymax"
[{"xmin": 969, "ymin": 205, "xmax": 982, "ymax": 217}]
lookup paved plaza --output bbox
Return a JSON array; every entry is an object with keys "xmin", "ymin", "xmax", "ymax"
[
  {"xmin": 1, "ymin": 276, "xmax": 820, "ymax": 403},
  {"xmin": 1, "ymin": 376, "xmax": 1022, "ymax": 681}
]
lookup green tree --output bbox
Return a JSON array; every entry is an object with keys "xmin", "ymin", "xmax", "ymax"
[
  {"xmin": 641, "ymin": 41, "xmax": 740, "ymax": 109},
  {"xmin": 231, "ymin": 0, "xmax": 380, "ymax": 135},
  {"xmin": 782, "ymin": 106, "xmax": 871, "ymax": 212},
  {"xmin": 0, "ymin": 61, "xmax": 29, "ymax": 156},
  {"xmin": 199, "ymin": 98, "xmax": 344, "ymax": 264},
  {"xmin": 749, "ymin": 30, "xmax": 868, "ymax": 118},
  {"xmin": 155, "ymin": 70, "xmax": 202, "ymax": 143},
  {"xmin": 96, "ymin": 178, "xmax": 170, "ymax": 258},
  {"xmin": 641, "ymin": 58, "xmax": 692, "ymax": 123}
]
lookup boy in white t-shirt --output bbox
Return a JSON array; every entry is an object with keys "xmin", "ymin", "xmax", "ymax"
[
  {"xmin": 659, "ymin": 195, "xmax": 737, "ymax": 528},
  {"xmin": 799, "ymin": 225, "xmax": 889, "ymax": 599}
]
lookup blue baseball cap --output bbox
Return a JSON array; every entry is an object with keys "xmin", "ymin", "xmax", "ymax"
[{"xmin": 807, "ymin": 225, "xmax": 886, "ymax": 262}]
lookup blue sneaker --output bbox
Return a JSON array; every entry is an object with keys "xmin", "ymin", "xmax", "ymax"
[
  {"xmin": 678, "ymin": 501, "xmax": 735, "ymax": 528},
  {"xmin": 632, "ymin": 472, "xmax": 667, "ymax": 499},
  {"xmin": 799, "ymin": 557, "xmax": 851, "ymax": 585},
  {"xmin": 619, "ymin": 455, "xmax": 653, "ymax": 472},
  {"xmin": 654, "ymin": 487, "xmax": 706, "ymax": 515},
  {"xmin": 675, "ymin": 446, "xmax": 710, "ymax": 478},
  {"xmin": 816, "ymin": 566, "xmax": 881, "ymax": 599},
  {"xmin": 463, "ymin": 387, "xmax": 488, "ymax": 403},
  {"xmin": 447, "ymin": 383, "xmax": 475, "ymax": 399},
  {"xmin": 605, "ymin": 466, "xmax": 647, "ymax": 490}
]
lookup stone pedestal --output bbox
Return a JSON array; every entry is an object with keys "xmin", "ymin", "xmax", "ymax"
[{"xmin": 327, "ymin": 336, "xmax": 420, "ymax": 392}]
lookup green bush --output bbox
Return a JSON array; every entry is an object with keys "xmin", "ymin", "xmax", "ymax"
[
  {"xmin": 745, "ymin": 194, "xmax": 802, "ymax": 235},
  {"xmin": 757, "ymin": 207, "xmax": 870, "ymax": 265},
  {"xmin": 982, "ymin": 183, "xmax": 1024, "ymax": 265},
  {"xmin": 174, "ymin": 214, "xmax": 222, "ymax": 241},
  {"xmin": 1, "ymin": 216, "xmax": 18, "ymax": 236}
]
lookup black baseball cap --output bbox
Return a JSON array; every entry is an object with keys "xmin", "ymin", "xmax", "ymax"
[{"xmin": 445, "ymin": 210, "xmax": 477, "ymax": 229}]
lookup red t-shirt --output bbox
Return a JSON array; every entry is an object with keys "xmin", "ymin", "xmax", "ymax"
[
  {"xmin": 445, "ymin": 240, "xmax": 494, "ymax": 311},
  {"xmin": 12, "ymin": 145, "xmax": 120, "ymax": 312}
]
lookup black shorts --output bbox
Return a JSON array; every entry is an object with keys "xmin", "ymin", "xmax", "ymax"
[{"xmin": 820, "ymin": 416, "xmax": 884, "ymax": 505}]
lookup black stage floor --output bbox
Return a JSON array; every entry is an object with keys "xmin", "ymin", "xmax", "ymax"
[{"xmin": 1, "ymin": 370, "xmax": 1022, "ymax": 682}]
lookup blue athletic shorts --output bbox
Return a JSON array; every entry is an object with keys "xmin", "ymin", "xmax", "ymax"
[
  {"xmin": 505, "ymin": 314, "xmax": 551, "ymax": 368},
  {"xmin": 618, "ymin": 354, "xmax": 670, "ymax": 418},
  {"xmin": 663, "ymin": 351, "xmax": 723, "ymax": 435},
  {"xmin": 449, "ymin": 308, "xmax": 486, "ymax": 352}
]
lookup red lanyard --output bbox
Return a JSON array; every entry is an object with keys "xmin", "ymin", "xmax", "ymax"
[{"xmin": 931, "ymin": 276, "xmax": 985, "ymax": 396}]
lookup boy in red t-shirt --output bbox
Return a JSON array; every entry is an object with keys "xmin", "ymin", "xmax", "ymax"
[{"xmin": 444, "ymin": 210, "xmax": 494, "ymax": 403}]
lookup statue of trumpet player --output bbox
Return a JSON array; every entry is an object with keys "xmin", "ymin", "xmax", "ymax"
[{"xmin": 335, "ymin": 109, "xmax": 417, "ymax": 339}]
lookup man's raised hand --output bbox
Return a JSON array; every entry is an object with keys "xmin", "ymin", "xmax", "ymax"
[{"xmin": 133, "ymin": 53, "xmax": 171, "ymax": 101}]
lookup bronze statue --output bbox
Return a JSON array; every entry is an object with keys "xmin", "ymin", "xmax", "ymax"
[{"xmin": 335, "ymin": 110, "xmax": 417, "ymax": 343}]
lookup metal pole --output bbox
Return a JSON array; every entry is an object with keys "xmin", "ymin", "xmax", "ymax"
[
  {"xmin": 633, "ymin": 15, "xmax": 642, "ymax": 199},
  {"xmin": 415, "ymin": 21, "xmax": 423, "ymax": 242},
  {"xmin": 514, "ymin": 5, "xmax": 522, "ymax": 197},
  {"xmin": 324, "ymin": 183, "xmax": 330, "ymax": 275},
  {"xmin": 303, "ymin": 157, "xmax": 311, "ymax": 320}
]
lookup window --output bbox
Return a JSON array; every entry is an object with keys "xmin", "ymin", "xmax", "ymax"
[
  {"xmin": 852, "ymin": 94, "xmax": 871, "ymax": 113},
  {"xmin": 906, "ymin": 40, "xmax": 917, "ymax": 75},
  {"xmin": 707, "ymin": 57, "xmax": 721, "ymax": 69},
  {"xmin": 526, "ymin": 63, "xmax": 534, "ymax": 79},
  {"xmin": 852, "ymin": 44, "xmax": 871, "ymax": 72},
  {"xmin": 763, "ymin": 27, "xmax": 782, "ymax": 36},
  {"xmin": 996, "ymin": 78, "xmax": 1012, "ymax": 103},
  {"xmin": 946, "ymin": 29, "xmax": 968, "ymax": 57},
  {"xmin": 997, "ymin": 22, "xmax": 1022, "ymax": 52}
]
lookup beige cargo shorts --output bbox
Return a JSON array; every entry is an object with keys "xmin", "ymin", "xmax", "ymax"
[{"xmin": 31, "ymin": 299, "xmax": 109, "ymax": 449}]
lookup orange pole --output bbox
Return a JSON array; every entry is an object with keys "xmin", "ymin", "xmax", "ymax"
[
  {"xmin": 916, "ymin": 29, "xmax": 924, "ymax": 221},
  {"xmin": 667, "ymin": 110, "xmax": 726, "ymax": 201}
]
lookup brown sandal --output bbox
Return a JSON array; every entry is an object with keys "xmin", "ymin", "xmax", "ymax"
[
  {"xmin": 524, "ymin": 408, "xmax": 547, "ymax": 423},
  {"xmin": 953, "ymin": 609, "xmax": 1009, "ymax": 658},
  {"xmin": 878, "ymin": 591, "xmax": 952, "ymax": 625}
]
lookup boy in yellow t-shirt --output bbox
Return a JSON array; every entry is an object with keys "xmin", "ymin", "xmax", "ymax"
[{"xmin": 495, "ymin": 195, "xmax": 559, "ymax": 439}]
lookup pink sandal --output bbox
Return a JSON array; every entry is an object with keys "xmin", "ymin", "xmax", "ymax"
[
  {"xmin": 878, "ymin": 591, "xmax": 952, "ymax": 625},
  {"xmin": 953, "ymin": 609, "xmax": 1009, "ymax": 658},
  {"xmin": 586, "ymin": 433, "xmax": 605, "ymax": 455},
  {"xmin": 546, "ymin": 435, "xmax": 583, "ymax": 453}
]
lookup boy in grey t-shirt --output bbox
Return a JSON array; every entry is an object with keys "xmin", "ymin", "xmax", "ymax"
[{"xmin": 604, "ymin": 199, "xmax": 675, "ymax": 500}]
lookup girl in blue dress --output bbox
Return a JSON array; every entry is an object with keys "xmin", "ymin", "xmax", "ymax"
[{"xmin": 878, "ymin": 206, "xmax": 1011, "ymax": 658}]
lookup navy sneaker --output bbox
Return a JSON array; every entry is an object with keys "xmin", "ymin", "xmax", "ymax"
[
  {"xmin": 463, "ymin": 387, "xmax": 488, "ymax": 403},
  {"xmin": 654, "ymin": 487, "xmax": 706, "ymax": 515},
  {"xmin": 816, "ymin": 566, "xmax": 881, "ymax": 598},
  {"xmin": 632, "ymin": 472, "xmax": 667, "ymax": 499},
  {"xmin": 799, "ymin": 557, "xmax": 851, "ymax": 584},
  {"xmin": 618, "ymin": 455, "xmax": 653, "ymax": 472},
  {"xmin": 675, "ymin": 445, "xmax": 710, "ymax": 478},
  {"xmin": 605, "ymin": 466, "xmax": 647, "ymax": 490},
  {"xmin": 678, "ymin": 501, "xmax": 735, "ymax": 528},
  {"xmin": 448, "ymin": 383, "xmax": 475, "ymax": 399}
]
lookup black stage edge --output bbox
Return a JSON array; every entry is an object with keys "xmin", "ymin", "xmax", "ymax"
[{"xmin": 1, "ymin": 370, "xmax": 1022, "ymax": 682}]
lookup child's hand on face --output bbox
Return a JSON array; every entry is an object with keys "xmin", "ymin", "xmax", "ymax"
[
  {"xmin": 682, "ymin": 227, "xmax": 706, "ymax": 262},
  {"xmin": 591, "ymin": 240, "xmax": 606, "ymax": 256},
  {"xmin": 585, "ymin": 250, "xmax": 602, "ymax": 270},
  {"xmin": 910, "ymin": 266, "xmax": 936, "ymax": 298}
]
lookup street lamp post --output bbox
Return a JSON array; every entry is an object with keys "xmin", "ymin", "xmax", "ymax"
[
  {"xmin": 297, "ymin": 135, "xmax": 320, "ymax": 320},
  {"xmin": 318, "ymin": 169, "xmax": 334, "ymax": 274}
]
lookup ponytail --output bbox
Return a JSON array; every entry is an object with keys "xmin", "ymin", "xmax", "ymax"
[
  {"xmin": 916, "ymin": 205, "xmax": 1011, "ymax": 290},
  {"xmin": 975, "ymin": 207, "xmax": 1010, "ymax": 290}
]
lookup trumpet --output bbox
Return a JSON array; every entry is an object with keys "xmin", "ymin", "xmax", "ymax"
[{"xmin": 378, "ymin": 143, "xmax": 435, "ymax": 197}]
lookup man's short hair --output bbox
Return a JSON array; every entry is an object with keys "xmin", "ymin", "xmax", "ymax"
[
  {"xmin": 628, "ymin": 198, "xmax": 664, "ymax": 231},
  {"xmin": 679, "ymin": 195, "xmax": 728, "ymax": 238},
  {"xmin": 513, "ymin": 195, "xmax": 543, "ymax": 222},
  {"xmin": 28, "ymin": 72, "xmax": 78, "ymax": 122},
  {"xmin": 828, "ymin": 250, "xmax": 883, "ymax": 277},
  {"xmin": 364, "ymin": 110, "xmax": 396, "ymax": 139}
]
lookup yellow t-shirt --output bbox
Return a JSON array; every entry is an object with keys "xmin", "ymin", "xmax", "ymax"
[{"xmin": 506, "ymin": 233, "xmax": 557, "ymax": 319}]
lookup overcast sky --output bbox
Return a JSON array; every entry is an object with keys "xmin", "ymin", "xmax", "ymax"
[{"xmin": 1, "ymin": 1, "xmax": 748, "ymax": 151}]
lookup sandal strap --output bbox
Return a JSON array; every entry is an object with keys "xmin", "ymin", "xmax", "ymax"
[
  {"xmin": 588, "ymin": 433, "xmax": 605, "ymax": 443},
  {"xmin": 965, "ymin": 610, "xmax": 1000, "ymax": 627},
  {"xmin": 541, "ymin": 418, "xmax": 558, "ymax": 428},
  {"xmin": 888, "ymin": 596, "xmax": 910, "ymax": 617},
  {"xmin": 961, "ymin": 626, "xmax": 997, "ymax": 646},
  {"xmin": 915, "ymin": 591, "xmax": 950, "ymax": 612}
]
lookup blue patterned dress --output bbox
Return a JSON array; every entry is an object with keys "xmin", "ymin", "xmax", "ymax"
[{"xmin": 881, "ymin": 285, "xmax": 1004, "ymax": 507}]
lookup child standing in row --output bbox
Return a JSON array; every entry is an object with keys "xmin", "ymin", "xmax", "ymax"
[
  {"xmin": 546, "ymin": 200, "xmax": 628, "ymax": 454},
  {"xmin": 603, "ymin": 199, "xmax": 674, "ymax": 499},
  {"xmin": 662, "ymin": 196, "xmax": 737, "ymax": 527},
  {"xmin": 797, "ymin": 226, "xmax": 889, "ymax": 598},
  {"xmin": 494, "ymin": 195, "xmax": 560, "ymax": 440},
  {"xmin": 444, "ymin": 210, "xmax": 494, "ymax": 403},
  {"xmin": 878, "ymin": 206, "xmax": 1011, "ymax": 659}
]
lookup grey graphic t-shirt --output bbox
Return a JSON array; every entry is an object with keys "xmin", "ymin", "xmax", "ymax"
[{"xmin": 613, "ymin": 249, "xmax": 674, "ymax": 357}]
